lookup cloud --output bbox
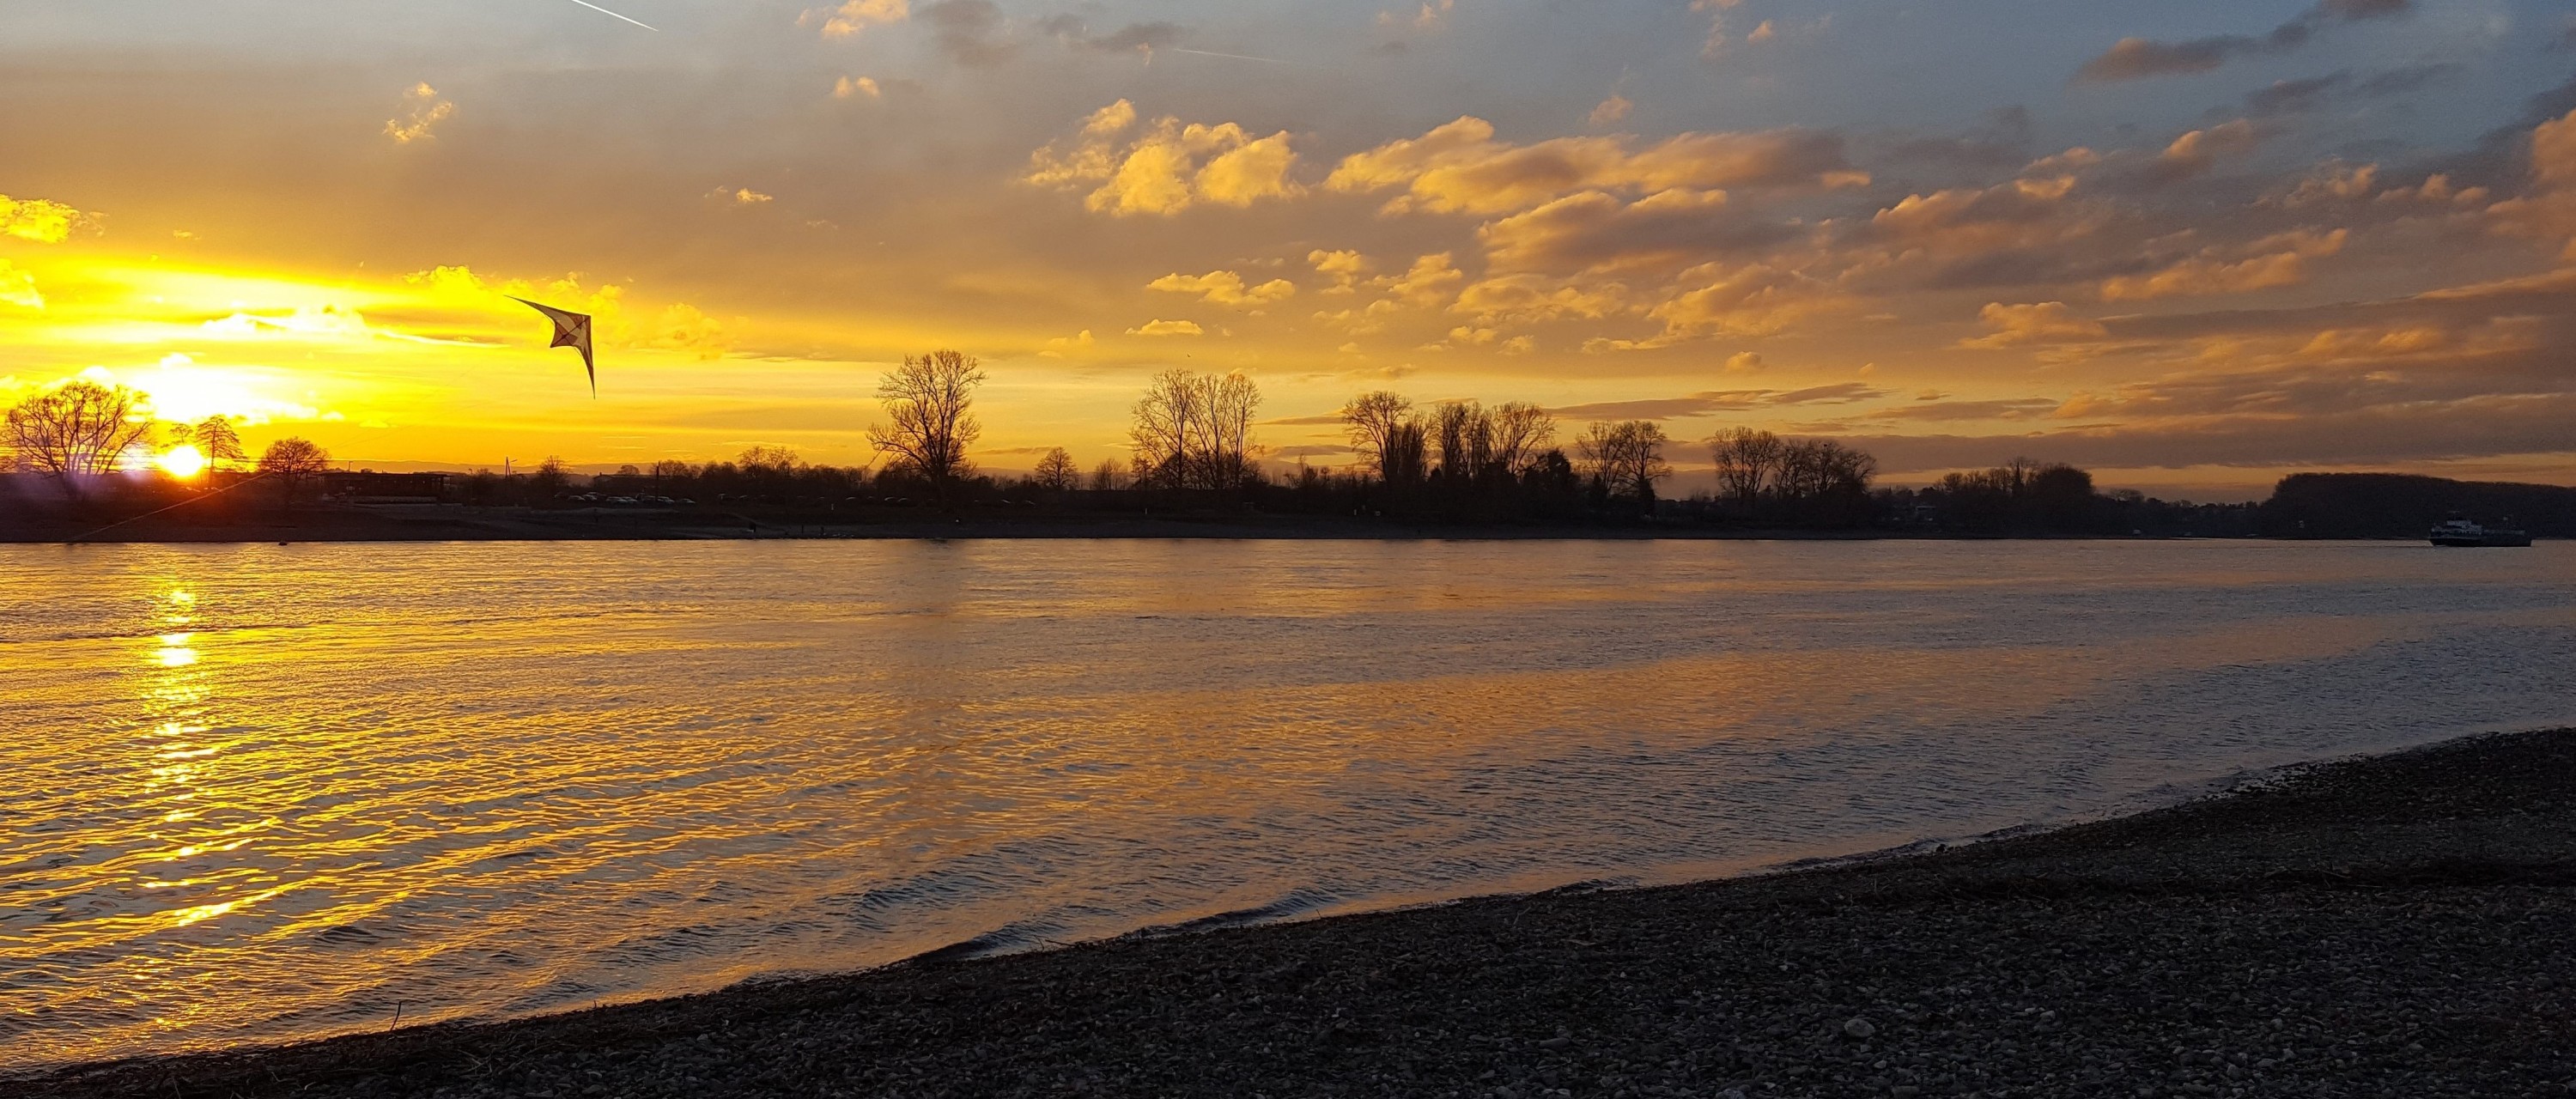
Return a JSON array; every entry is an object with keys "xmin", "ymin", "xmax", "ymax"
[
  {"xmin": 2144, "ymin": 119, "xmax": 2261, "ymax": 184},
  {"xmin": 0, "ymin": 259, "xmax": 41, "ymax": 310},
  {"xmin": 1546, "ymin": 382, "xmax": 1886, "ymax": 421},
  {"xmin": 919, "ymin": 0, "xmax": 1015, "ymax": 65},
  {"xmin": 834, "ymin": 76, "xmax": 882, "ymax": 100},
  {"xmin": 2075, "ymin": 0, "xmax": 2412, "ymax": 83},
  {"xmin": 1692, "ymin": 0, "xmax": 1743, "ymax": 58},
  {"xmin": 1325, "ymin": 116, "xmax": 1862, "ymax": 216},
  {"xmin": 810, "ymin": 0, "xmax": 908, "ymax": 39},
  {"xmin": 1451, "ymin": 274, "xmax": 1627, "ymax": 325},
  {"xmin": 1040, "ymin": 16, "xmax": 1187, "ymax": 55},
  {"xmin": 709, "ymin": 186, "xmax": 775, "ymax": 205},
  {"xmin": 384, "ymin": 82, "xmax": 454, "ymax": 144},
  {"xmin": 1589, "ymin": 95, "xmax": 1633, "ymax": 128},
  {"xmin": 1127, "ymin": 319, "xmax": 1204, "ymax": 336},
  {"xmin": 2099, "ymin": 228, "xmax": 2347, "ymax": 301},
  {"xmin": 1025, "ymin": 100, "xmax": 1303, "ymax": 216},
  {"xmin": 0, "ymin": 195, "xmax": 86, "ymax": 243},
  {"xmin": 2484, "ymin": 108, "xmax": 2576, "ymax": 259},
  {"xmin": 1147, "ymin": 270, "xmax": 1297, "ymax": 307},
  {"xmin": 2245, "ymin": 74, "xmax": 2349, "ymax": 118},
  {"xmin": 1376, "ymin": 252, "xmax": 1465, "ymax": 307},
  {"xmin": 1724, "ymin": 351, "xmax": 1763, "ymax": 373},
  {"xmin": 1308, "ymin": 249, "xmax": 1372, "ymax": 292},
  {"xmin": 1862, "ymin": 397, "xmax": 2062, "ymax": 422},
  {"xmin": 647, "ymin": 303, "xmax": 731, "ymax": 360},
  {"xmin": 1594, "ymin": 263, "xmax": 1844, "ymax": 348},
  {"xmin": 1957, "ymin": 301, "xmax": 2108, "ymax": 349},
  {"xmin": 1478, "ymin": 187, "xmax": 1802, "ymax": 275},
  {"xmin": 1040, "ymin": 330, "xmax": 1095, "ymax": 357}
]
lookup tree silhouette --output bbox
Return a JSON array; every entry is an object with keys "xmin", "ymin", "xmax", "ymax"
[
  {"xmin": 1340, "ymin": 391, "xmax": 1417, "ymax": 484},
  {"xmin": 257, "ymin": 437, "xmax": 331, "ymax": 507},
  {"xmin": 1577, "ymin": 420, "xmax": 1671, "ymax": 508},
  {"xmin": 870, "ymin": 349, "xmax": 984, "ymax": 500},
  {"xmin": 1034, "ymin": 447, "xmax": 1081, "ymax": 490},
  {"xmin": 1131, "ymin": 369, "xmax": 1263, "ymax": 489},
  {"xmin": 3, "ymin": 380, "xmax": 159, "ymax": 498},
  {"xmin": 191, "ymin": 416, "xmax": 246, "ymax": 470}
]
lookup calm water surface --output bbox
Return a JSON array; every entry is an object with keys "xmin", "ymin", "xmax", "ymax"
[{"xmin": 3, "ymin": 539, "xmax": 2573, "ymax": 1067}]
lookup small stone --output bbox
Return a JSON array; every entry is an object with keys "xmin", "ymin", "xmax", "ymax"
[
  {"xmin": 1844, "ymin": 1017, "xmax": 1879, "ymax": 1040},
  {"xmin": 1538, "ymin": 1035, "xmax": 1571, "ymax": 1051}
]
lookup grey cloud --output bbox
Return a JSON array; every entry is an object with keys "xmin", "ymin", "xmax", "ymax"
[
  {"xmin": 2075, "ymin": 1, "xmax": 2413, "ymax": 84},
  {"xmin": 1842, "ymin": 392, "xmax": 2576, "ymax": 474},
  {"xmin": 1040, "ymin": 16, "xmax": 1188, "ymax": 54},
  {"xmin": 920, "ymin": 0, "xmax": 1017, "ymax": 66},
  {"xmin": 1862, "ymin": 398, "xmax": 2062, "ymax": 422},
  {"xmin": 1548, "ymin": 383, "xmax": 1887, "ymax": 422}
]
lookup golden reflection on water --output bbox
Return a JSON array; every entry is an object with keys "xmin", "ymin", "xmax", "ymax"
[{"xmin": 1, "ymin": 540, "xmax": 2571, "ymax": 1072}]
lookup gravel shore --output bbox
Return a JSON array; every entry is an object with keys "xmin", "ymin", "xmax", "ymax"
[{"xmin": 30, "ymin": 727, "xmax": 2576, "ymax": 1098}]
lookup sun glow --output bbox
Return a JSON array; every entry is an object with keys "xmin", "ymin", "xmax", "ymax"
[{"xmin": 156, "ymin": 445, "xmax": 208, "ymax": 478}]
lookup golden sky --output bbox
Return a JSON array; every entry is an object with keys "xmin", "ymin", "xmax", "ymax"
[{"xmin": 4, "ymin": 0, "xmax": 2575, "ymax": 496}]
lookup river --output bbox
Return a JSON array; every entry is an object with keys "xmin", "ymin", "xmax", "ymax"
[{"xmin": 4, "ymin": 538, "xmax": 2572, "ymax": 1068}]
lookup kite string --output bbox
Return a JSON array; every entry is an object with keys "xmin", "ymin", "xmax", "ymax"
[{"xmin": 63, "ymin": 471, "xmax": 278, "ymax": 544}]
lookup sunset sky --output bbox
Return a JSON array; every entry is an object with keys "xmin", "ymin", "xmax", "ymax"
[{"xmin": 4, "ymin": 0, "xmax": 2574, "ymax": 496}]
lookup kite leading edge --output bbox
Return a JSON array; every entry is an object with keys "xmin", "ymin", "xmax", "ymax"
[{"xmin": 511, "ymin": 297, "xmax": 598, "ymax": 397}]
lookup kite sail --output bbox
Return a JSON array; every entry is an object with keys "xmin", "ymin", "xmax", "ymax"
[{"xmin": 511, "ymin": 297, "xmax": 597, "ymax": 396}]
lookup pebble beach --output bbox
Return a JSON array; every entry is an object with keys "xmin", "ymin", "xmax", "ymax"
[{"xmin": 26, "ymin": 726, "xmax": 2576, "ymax": 1098}]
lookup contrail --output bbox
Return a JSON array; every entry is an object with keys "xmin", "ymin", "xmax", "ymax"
[
  {"xmin": 1167, "ymin": 47, "xmax": 1290, "ymax": 64},
  {"xmin": 568, "ymin": 0, "xmax": 658, "ymax": 30}
]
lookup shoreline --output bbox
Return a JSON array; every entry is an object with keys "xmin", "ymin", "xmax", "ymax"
[
  {"xmin": 0, "ymin": 502, "xmax": 2257, "ymax": 544},
  {"xmin": 24, "ymin": 725, "xmax": 2576, "ymax": 1096}
]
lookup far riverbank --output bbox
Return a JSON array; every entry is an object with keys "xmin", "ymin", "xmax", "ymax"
[
  {"xmin": 27, "ymin": 726, "xmax": 2576, "ymax": 1097},
  {"xmin": 1, "ymin": 501, "xmax": 2268, "ymax": 543}
]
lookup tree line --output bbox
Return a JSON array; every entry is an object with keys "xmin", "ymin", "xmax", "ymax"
[
  {"xmin": 5, "ymin": 353, "xmax": 2227, "ymax": 535},
  {"xmin": 2, "ymin": 378, "xmax": 336, "ymax": 503}
]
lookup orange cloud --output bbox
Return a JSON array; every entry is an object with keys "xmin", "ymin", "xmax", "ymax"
[
  {"xmin": 384, "ymin": 83, "xmax": 453, "ymax": 145},
  {"xmin": 0, "ymin": 195, "xmax": 87, "ymax": 243},
  {"xmin": 1026, "ymin": 100, "xmax": 1303, "ymax": 216},
  {"xmin": 811, "ymin": 0, "xmax": 908, "ymax": 39},
  {"xmin": 1148, "ymin": 270, "xmax": 1297, "ymax": 307},
  {"xmin": 2100, "ymin": 228, "xmax": 2347, "ymax": 301},
  {"xmin": 1957, "ymin": 301, "xmax": 2107, "ymax": 349},
  {"xmin": 1325, "ymin": 116, "xmax": 1860, "ymax": 216}
]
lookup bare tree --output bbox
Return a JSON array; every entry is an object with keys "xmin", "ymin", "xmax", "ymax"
[
  {"xmin": 1129, "ymin": 368, "xmax": 1201, "ymax": 489},
  {"xmin": 1339, "ymin": 391, "xmax": 1416, "ymax": 483},
  {"xmin": 1488, "ymin": 401, "xmax": 1556, "ymax": 476},
  {"xmin": 1577, "ymin": 420, "xmax": 1672, "ymax": 505},
  {"xmin": 870, "ymin": 349, "xmax": 985, "ymax": 497},
  {"xmin": 1200, "ymin": 371, "xmax": 1262, "ymax": 489},
  {"xmin": 1431, "ymin": 401, "xmax": 1495, "ymax": 481},
  {"xmin": 1132, "ymin": 369, "xmax": 1263, "ymax": 489},
  {"xmin": 650, "ymin": 458, "xmax": 695, "ymax": 488},
  {"xmin": 739, "ymin": 446, "xmax": 801, "ymax": 471},
  {"xmin": 1088, "ymin": 458, "xmax": 1127, "ymax": 491},
  {"xmin": 258, "ymin": 437, "xmax": 331, "ymax": 507},
  {"xmin": 191, "ymin": 416, "xmax": 246, "ymax": 470},
  {"xmin": 1708, "ymin": 428, "xmax": 1778, "ymax": 509},
  {"xmin": 1033, "ymin": 447, "xmax": 1080, "ymax": 490},
  {"xmin": 4, "ymin": 380, "xmax": 160, "ymax": 498}
]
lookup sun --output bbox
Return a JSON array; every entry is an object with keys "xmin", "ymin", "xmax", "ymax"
[{"xmin": 157, "ymin": 445, "xmax": 209, "ymax": 479}]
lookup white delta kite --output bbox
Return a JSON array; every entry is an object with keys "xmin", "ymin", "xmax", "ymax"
[{"xmin": 512, "ymin": 298, "xmax": 598, "ymax": 397}]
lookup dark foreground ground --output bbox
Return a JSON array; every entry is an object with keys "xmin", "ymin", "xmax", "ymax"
[{"xmin": 30, "ymin": 728, "xmax": 2576, "ymax": 1098}]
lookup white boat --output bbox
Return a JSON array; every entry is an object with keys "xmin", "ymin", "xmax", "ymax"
[{"xmin": 2430, "ymin": 518, "xmax": 2533, "ymax": 547}]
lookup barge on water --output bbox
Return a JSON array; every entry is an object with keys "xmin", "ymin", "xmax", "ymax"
[{"xmin": 2430, "ymin": 518, "xmax": 2534, "ymax": 547}]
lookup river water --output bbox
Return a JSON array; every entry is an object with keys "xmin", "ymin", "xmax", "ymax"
[{"xmin": 3, "ymin": 538, "xmax": 2573, "ymax": 1068}]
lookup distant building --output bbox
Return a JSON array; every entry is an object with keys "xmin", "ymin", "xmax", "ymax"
[{"xmin": 322, "ymin": 471, "xmax": 450, "ymax": 502}]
